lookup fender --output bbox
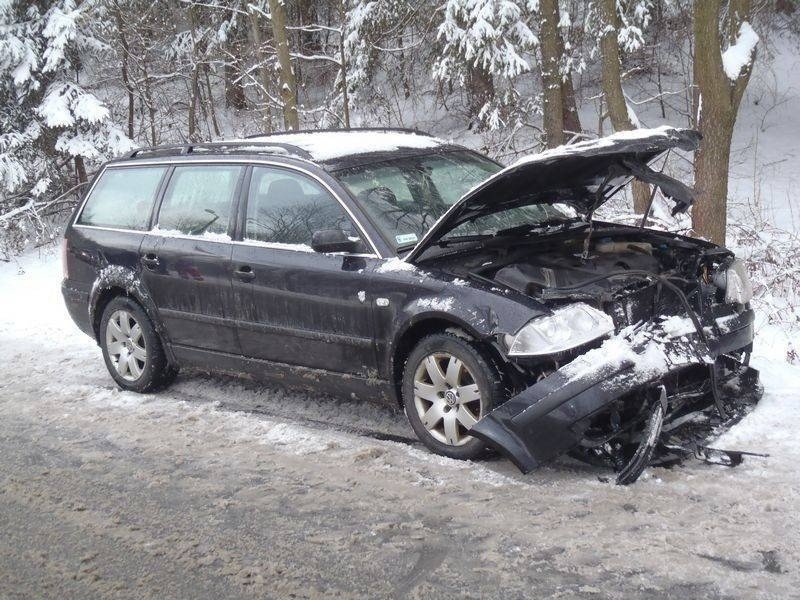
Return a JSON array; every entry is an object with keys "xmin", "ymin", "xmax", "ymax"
[
  {"xmin": 381, "ymin": 282, "xmax": 550, "ymax": 392},
  {"xmin": 88, "ymin": 265, "xmax": 177, "ymax": 365}
]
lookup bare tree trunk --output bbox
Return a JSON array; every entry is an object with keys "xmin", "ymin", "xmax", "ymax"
[
  {"xmin": 187, "ymin": 5, "xmax": 201, "ymax": 142},
  {"xmin": 693, "ymin": 0, "xmax": 755, "ymax": 244},
  {"xmin": 268, "ymin": 0, "xmax": 300, "ymax": 131},
  {"xmin": 539, "ymin": 0, "xmax": 565, "ymax": 148},
  {"xmin": 74, "ymin": 156, "xmax": 87, "ymax": 184},
  {"xmin": 204, "ymin": 64, "xmax": 221, "ymax": 137},
  {"xmin": 142, "ymin": 69, "xmax": 157, "ymax": 146},
  {"xmin": 339, "ymin": 24, "xmax": 350, "ymax": 128},
  {"xmin": 467, "ymin": 66, "xmax": 494, "ymax": 123},
  {"xmin": 224, "ymin": 5, "xmax": 247, "ymax": 110},
  {"xmin": 599, "ymin": 0, "xmax": 650, "ymax": 214},
  {"xmin": 555, "ymin": 11, "xmax": 581, "ymax": 135},
  {"xmin": 561, "ymin": 73, "xmax": 581, "ymax": 135},
  {"xmin": 248, "ymin": 8, "xmax": 273, "ymax": 132},
  {"xmin": 113, "ymin": 2, "xmax": 134, "ymax": 140}
]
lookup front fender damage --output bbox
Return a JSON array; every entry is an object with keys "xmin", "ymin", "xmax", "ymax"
[{"xmin": 470, "ymin": 315, "xmax": 762, "ymax": 479}]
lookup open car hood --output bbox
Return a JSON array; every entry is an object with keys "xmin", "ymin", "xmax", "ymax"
[{"xmin": 406, "ymin": 126, "xmax": 701, "ymax": 262}]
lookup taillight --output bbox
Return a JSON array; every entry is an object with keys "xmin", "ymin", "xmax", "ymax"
[{"xmin": 61, "ymin": 237, "xmax": 69, "ymax": 280}]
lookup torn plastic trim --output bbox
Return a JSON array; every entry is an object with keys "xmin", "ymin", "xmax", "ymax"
[{"xmin": 469, "ymin": 311, "xmax": 756, "ymax": 474}]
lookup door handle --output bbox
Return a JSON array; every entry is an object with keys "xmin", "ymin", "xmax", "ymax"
[
  {"xmin": 141, "ymin": 253, "xmax": 160, "ymax": 269},
  {"xmin": 234, "ymin": 265, "xmax": 255, "ymax": 282}
]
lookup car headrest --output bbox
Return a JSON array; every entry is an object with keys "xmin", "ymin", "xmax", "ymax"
[{"xmin": 266, "ymin": 178, "xmax": 304, "ymax": 204}]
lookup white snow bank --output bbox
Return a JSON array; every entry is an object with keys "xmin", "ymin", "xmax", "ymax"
[
  {"xmin": 245, "ymin": 130, "xmax": 445, "ymax": 161},
  {"xmin": 722, "ymin": 22, "xmax": 759, "ymax": 81}
]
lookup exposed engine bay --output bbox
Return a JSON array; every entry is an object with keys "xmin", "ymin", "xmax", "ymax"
[{"xmin": 438, "ymin": 223, "xmax": 737, "ymax": 329}]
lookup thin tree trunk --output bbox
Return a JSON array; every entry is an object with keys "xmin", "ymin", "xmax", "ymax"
[
  {"xmin": 692, "ymin": 0, "xmax": 755, "ymax": 244},
  {"xmin": 142, "ymin": 69, "xmax": 157, "ymax": 146},
  {"xmin": 113, "ymin": 2, "xmax": 134, "ymax": 140},
  {"xmin": 74, "ymin": 156, "xmax": 87, "ymax": 184},
  {"xmin": 539, "ymin": 0, "xmax": 565, "ymax": 148},
  {"xmin": 268, "ymin": 0, "xmax": 300, "ymax": 130},
  {"xmin": 468, "ymin": 66, "xmax": 494, "ymax": 124},
  {"xmin": 339, "ymin": 28, "xmax": 350, "ymax": 128},
  {"xmin": 224, "ymin": 5, "xmax": 248, "ymax": 110},
  {"xmin": 599, "ymin": 0, "xmax": 650, "ymax": 214},
  {"xmin": 249, "ymin": 8, "xmax": 273, "ymax": 132},
  {"xmin": 204, "ymin": 64, "xmax": 221, "ymax": 137},
  {"xmin": 187, "ymin": 5, "xmax": 201, "ymax": 142}
]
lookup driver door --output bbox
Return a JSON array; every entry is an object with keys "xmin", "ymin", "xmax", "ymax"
[{"xmin": 231, "ymin": 165, "xmax": 378, "ymax": 376}]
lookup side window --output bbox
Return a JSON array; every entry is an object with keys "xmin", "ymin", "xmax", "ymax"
[
  {"xmin": 157, "ymin": 165, "xmax": 242, "ymax": 237},
  {"xmin": 245, "ymin": 167, "xmax": 363, "ymax": 250},
  {"xmin": 77, "ymin": 166, "xmax": 165, "ymax": 230}
]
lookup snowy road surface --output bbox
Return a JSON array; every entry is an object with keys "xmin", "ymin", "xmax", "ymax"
[{"xmin": 1, "ymin": 252, "xmax": 799, "ymax": 599}]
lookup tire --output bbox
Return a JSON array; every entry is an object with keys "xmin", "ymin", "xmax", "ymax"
[
  {"xmin": 402, "ymin": 333, "xmax": 504, "ymax": 461},
  {"xmin": 99, "ymin": 296, "xmax": 177, "ymax": 393}
]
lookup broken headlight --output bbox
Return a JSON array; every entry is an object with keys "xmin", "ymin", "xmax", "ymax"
[
  {"xmin": 506, "ymin": 303, "xmax": 615, "ymax": 357},
  {"xmin": 712, "ymin": 258, "xmax": 753, "ymax": 304}
]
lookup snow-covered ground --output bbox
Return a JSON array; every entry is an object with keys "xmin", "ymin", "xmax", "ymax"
[{"xmin": 1, "ymin": 250, "xmax": 799, "ymax": 597}]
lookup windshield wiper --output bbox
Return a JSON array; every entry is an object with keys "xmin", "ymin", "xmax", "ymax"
[
  {"xmin": 396, "ymin": 242, "xmax": 418, "ymax": 254},
  {"xmin": 435, "ymin": 233, "xmax": 493, "ymax": 247},
  {"xmin": 494, "ymin": 218, "xmax": 583, "ymax": 238}
]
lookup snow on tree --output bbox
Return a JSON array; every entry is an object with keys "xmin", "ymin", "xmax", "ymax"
[
  {"xmin": 0, "ymin": 0, "xmax": 133, "ymax": 257},
  {"xmin": 432, "ymin": 0, "xmax": 539, "ymax": 130}
]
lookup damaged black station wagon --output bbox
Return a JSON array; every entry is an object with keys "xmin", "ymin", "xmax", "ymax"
[{"xmin": 62, "ymin": 127, "xmax": 762, "ymax": 484}]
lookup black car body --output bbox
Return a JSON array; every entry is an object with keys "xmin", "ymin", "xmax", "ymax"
[{"xmin": 62, "ymin": 127, "xmax": 761, "ymax": 483}]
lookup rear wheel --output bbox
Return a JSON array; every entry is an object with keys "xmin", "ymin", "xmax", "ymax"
[
  {"xmin": 403, "ymin": 334, "xmax": 503, "ymax": 461},
  {"xmin": 100, "ymin": 296, "xmax": 176, "ymax": 392}
]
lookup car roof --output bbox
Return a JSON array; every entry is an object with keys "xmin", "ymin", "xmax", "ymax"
[{"xmin": 115, "ymin": 128, "xmax": 464, "ymax": 171}]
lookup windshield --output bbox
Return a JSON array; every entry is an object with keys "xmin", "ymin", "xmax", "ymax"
[{"xmin": 334, "ymin": 150, "xmax": 501, "ymax": 250}]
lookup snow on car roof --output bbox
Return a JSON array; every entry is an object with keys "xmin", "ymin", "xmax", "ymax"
[{"xmin": 245, "ymin": 130, "xmax": 446, "ymax": 162}]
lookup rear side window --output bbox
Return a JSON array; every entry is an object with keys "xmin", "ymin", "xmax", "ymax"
[
  {"xmin": 245, "ymin": 166, "xmax": 358, "ymax": 247},
  {"xmin": 77, "ymin": 166, "xmax": 165, "ymax": 230},
  {"xmin": 157, "ymin": 165, "xmax": 242, "ymax": 237}
]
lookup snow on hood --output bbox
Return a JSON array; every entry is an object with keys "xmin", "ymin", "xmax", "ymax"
[
  {"xmin": 406, "ymin": 126, "xmax": 701, "ymax": 262},
  {"xmin": 246, "ymin": 130, "xmax": 446, "ymax": 162}
]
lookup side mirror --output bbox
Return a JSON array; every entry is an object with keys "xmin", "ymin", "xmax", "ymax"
[{"xmin": 311, "ymin": 229, "xmax": 361, "ymax": 254}]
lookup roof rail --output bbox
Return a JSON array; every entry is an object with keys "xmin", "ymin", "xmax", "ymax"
[
  {"xmin": 244, "ymin": 126, "xmax": 434, "ymax": 139},
  {"xmin": 126, "ymin": 140, "xmax": 313, "ymax": 160}
]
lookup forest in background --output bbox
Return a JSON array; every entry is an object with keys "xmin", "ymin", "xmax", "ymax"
[{"xmin": 0, "ymin": 2, "xmax": 798, "ymax": 274}]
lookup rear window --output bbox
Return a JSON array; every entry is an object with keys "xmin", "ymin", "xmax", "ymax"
[
  {"xmin": 156, "ymin": 165, "xmax": 242, "ymax": 237},
  {"xmin": 77, "ymin": 166, "xmax": 165, "ymax": 230}
]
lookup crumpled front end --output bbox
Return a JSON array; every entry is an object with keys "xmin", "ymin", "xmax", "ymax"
[{"xmin": 470, "ymin": 307, "xmax": 761, "ymax": 478}]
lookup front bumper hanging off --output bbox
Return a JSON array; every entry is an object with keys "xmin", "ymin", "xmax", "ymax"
[{"xmin": 470, "ymin": 309, "xmax": 762, "ymax": 473}]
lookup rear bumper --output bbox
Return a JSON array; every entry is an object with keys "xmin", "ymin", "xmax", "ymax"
[
  {"xmin": 470, "ymin": 309, "xmax": 759, "ymax": 473},
  {"xmin": 61, "ymin": 279, "xmax": 94, "ymax": 339}
]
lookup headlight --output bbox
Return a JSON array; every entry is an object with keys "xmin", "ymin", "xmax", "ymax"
[
  {"xmin": 506, "ymin": 303, "xmax": 615, "ymax": 357},
  {"xmin": 712, "ymin": 258, "xmax": 753, "ymax": 304}
]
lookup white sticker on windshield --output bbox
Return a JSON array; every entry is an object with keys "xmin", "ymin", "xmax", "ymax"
[{"xmin": 395, "ymin": 233, "xmax": 418, "ymax": 245}]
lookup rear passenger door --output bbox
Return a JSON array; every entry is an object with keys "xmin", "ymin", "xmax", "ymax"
[
  {"xmin": 139, "ymin": 164, "xmax": 244, "ymax": 354},
  {"xmin": 231, "ymin": 165, "xmax": 378, "ymax": 376}
]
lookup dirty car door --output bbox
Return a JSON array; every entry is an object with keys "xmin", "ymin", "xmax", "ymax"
[
  {"xmin": 140, "ymin": 164, "xmax": 244, "ymax": 354},
  {"xmin": 231, "ymin": 165, "xmax": 377, "ymax": 376}
]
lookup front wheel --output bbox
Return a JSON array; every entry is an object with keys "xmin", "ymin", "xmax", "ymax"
[
  {"xmin": 100, "ymin": 296, "xmax": 176, "ymax": 393},
  {"xmin": 402, "ymin": 334, "xmax": 504, "ymax": 461}
]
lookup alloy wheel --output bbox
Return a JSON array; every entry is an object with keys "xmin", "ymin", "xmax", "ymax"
[
  {"xmin": 412, "ymin": 352, "xmax": 482, "ymax": 446},
  {"xmin": 105, "ymin": 309, "xmax": 147, "ymax": 382}
]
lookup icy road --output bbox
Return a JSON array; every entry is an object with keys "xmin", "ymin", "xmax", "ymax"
[{"xmin": 1, "ymin": 252, "xmax": 799, "ymax": 599}]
